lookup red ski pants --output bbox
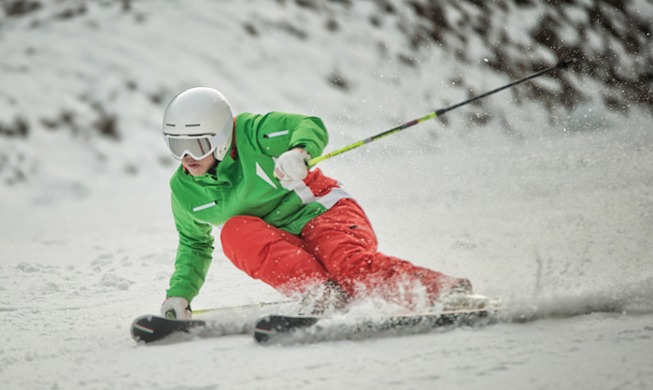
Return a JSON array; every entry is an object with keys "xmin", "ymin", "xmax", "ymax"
[{"xmin": 220, "ymin": 198, "xmax": 469, "ymax": 307}]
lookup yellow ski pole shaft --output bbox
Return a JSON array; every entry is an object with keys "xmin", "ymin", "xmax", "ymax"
[
  {"xmin": 307, "ymin": 58, "xmax": 575, "ymax": 169},
  {"xmin": 308, "ymin": 112, "xmax": 437, "ymax": 168}
]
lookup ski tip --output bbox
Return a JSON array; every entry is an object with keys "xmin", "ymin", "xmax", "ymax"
[
  {"xmin": 253, "ymin": 328, "xmax": 273, "ymax": 344},
  {"xmin": 130, "ymin": 315, "xmax": 206, "ymax": 344},
  {"xmin": 253, "ymin": 315, "xmax": 276, "ymax": 344},
  {"xmin": 253, "ymin": 315, "xmax": 322, "ymax": 344}
]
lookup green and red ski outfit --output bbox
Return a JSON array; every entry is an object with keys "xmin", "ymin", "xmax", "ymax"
[{"xmin": 167, "ymin": 112, "xmax": 469, "ymax": 307}]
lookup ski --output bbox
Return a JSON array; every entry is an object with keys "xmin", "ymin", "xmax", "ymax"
[
  {"xmin": 254, "ymin": 308, "xmax": 497, "ymax": 345},
  {"xmin": 131, "ymin": 313, "xmax": 262, "ymax": 344},
  {"xmin": 132, "ymin": 304, "xmax": 499, "ymax": 344}
]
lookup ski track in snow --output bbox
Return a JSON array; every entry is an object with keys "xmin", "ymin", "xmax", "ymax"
[
  {"xmin": 1, "ymin": 1, "xmax": 653, "ymax": 389},
  {"xmin": 2, "ymin": 124, "xmax": 653, "ymax": 389}
]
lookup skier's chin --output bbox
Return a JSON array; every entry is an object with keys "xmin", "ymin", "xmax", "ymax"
[
  {"xmin": 182, "ymin": 154, "xmax": 215, "ymax": 176},
  {"xmin": 185, "ymin": 165, "xmax": 207, "ymax": 176}
]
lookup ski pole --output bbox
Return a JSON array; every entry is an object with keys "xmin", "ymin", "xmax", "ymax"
[{"xmin": 308, "ymin": 58, "xmax": 575, "ymax": 168}]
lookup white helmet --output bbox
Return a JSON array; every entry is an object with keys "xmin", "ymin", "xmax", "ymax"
[{"xmin": 163, "ymin": 87, "xmax": 234, "ymax": 161}]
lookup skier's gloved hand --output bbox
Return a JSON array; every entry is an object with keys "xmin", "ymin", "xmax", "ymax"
[
  {"xmin": 274, "ymin": 148, "xmax": 311, "ymax": 182},
  {"xmin": 161, "ymin": 297, "xmax": 192, "ymax": 319}
]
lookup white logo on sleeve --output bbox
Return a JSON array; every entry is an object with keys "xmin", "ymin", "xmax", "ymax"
[{"xmin": 192, "ymin": 201, "xmax": 217, "ymax": 212}]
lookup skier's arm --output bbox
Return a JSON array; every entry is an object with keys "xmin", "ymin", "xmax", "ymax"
[
  {"xmin": 251, "ymin": 112, "xmax": 329, "ymax": 158},
  {"xmin": 166, "ymin": 193, "xmax": 214, "ymax": 303}
]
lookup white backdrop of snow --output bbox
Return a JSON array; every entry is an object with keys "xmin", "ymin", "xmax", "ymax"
[{"xmin": 0, "ymin": 1, "xmax": 652, "ymax": 389}]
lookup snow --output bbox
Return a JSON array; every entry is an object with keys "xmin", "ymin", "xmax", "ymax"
[{"xmin": 1, "ymin": 1, "xmax": 652, "ymax": 389}]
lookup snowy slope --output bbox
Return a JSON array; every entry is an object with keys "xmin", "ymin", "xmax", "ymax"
[{"xmin": 1, "ymin": 1, "xmax": 652, "ymax": 389}]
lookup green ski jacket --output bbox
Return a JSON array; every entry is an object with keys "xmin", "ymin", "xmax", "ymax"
[{"xmin": 166, "ymin": 112, "xmax": 345, "ymax": 302}]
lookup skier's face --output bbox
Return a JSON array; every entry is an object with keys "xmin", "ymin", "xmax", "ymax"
[{"xmin": 182, "ymin": 153, "xmax": 216, "ymax": 176}]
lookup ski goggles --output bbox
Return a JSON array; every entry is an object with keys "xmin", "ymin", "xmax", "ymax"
[{"xmin": 164, "ymin": 134, "xmax": 221, "ymax": 160}]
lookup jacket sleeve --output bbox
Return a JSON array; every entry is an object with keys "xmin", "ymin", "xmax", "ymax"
[
  {"xmin": 166, "ymin": 191, "xmax": 214, "ymax": 303},
  {"xmin": 251, "ymin": 112, "xmax": 329, "ymax": 158}
]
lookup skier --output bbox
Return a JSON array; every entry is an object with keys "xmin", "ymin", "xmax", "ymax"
[{"xmin": 160, "ymin": 87, "xmax": 484, "ymax": 319}]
